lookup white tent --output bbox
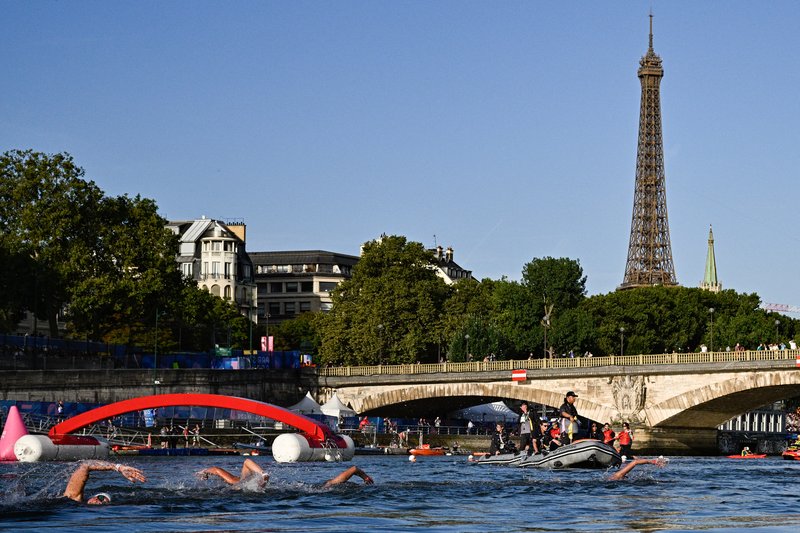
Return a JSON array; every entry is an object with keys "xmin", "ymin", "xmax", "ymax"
[
  {"xmin": 449, "ymin": 401, "xmax": 518, "ymax": 423},
  {"xmin": 320, "ymin": 392, "xmax": 357, "ymax": 418},
  {"xmin": 287, "ymin": 392, "xmax": 324, "ymax": 415}
]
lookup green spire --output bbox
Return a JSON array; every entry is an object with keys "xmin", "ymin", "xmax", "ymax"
[{"xmin": 700, "ymin": 225, "xmax": 721, "ymax": 292}]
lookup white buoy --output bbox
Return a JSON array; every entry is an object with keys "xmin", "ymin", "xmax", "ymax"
[
  {"xmin": 14, "ymin": 435, "xmax": 109, "ymax": 462},
  {"xmin": 272, "ymin": 433, "xmax": 355, "ymax": 463}
]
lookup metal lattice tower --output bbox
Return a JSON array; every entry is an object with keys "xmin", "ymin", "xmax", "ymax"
[{"xmin": 619, "ymin": 15, "xmax": 678, "ymax": 290}]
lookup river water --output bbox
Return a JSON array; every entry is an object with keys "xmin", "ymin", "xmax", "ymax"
[{"xmin": 2, "ymin": 454, "xmax": 799, "ymax": 532}]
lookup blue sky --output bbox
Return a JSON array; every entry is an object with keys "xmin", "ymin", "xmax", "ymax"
[{"xmin": 3, "ymin": 1, "xmax": 799, "ymax": 311}]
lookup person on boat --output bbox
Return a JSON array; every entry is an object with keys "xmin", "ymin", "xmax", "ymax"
[
  {"xmin": 559, "ymin": 391, "xmax": 580, "ymax": 444},
  {"xmin": 197, "ymin": 459, "xmax": 373, "ymax": 487},
  {"xmin": 609, "ymin": 457, "xmax": 668, "ymax": 481},
  {"xmin": 741, "ymin": 446, "xmax": 752, "ymax": 457},
  {"xmin": 63, "ymin": 460, "xmax": 146, "ymax": 504},
  {"xmin": 588, "ymin": 422, "xmax": 603, "ymax": 441},
  {"xmin": 541, "ymin": 421, "xmax": 562, "ymax": 451},
  {"xmin": 518, "ymin": 402, "xmax": 540, "ymax": 455},
  {"xmin": 489, "ymin": 422, "xmax": 516, "ymax": 455},
  {"xmin": 614, "ymin": 422, "xmax": 634, "ymax": 458},
  {"xmin": 602, "ymin": 423, "xmax": 616, "ymax": 446}
]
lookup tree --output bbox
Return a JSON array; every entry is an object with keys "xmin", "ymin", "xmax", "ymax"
[
  {"xmin": 0, "ymin": 150, "xmax": 105, "ymax": 336},
  {"xmin": 318, "ymin": 235, "xmax": 450, "ymax": 365},
  {"xmin": 272, "ymin": 311, "xmax": 322, "ymax": 353}
]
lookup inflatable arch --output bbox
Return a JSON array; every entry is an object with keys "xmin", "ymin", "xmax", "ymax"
[{"xmin": 15, "ymin": 393, "xmax": 353, "ymax": 462}]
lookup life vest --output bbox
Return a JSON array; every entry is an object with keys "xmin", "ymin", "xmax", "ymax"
[
  {"xmin": 603, "ymin": 429, "xmax": 615, "ymax": 444},
  {"xmin": 618, "ymin": 430, "xmax": 632, "ymax": 446}
]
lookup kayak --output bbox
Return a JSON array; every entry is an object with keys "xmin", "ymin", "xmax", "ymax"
[
  {"xmin": 781, "ymin": 448, "xmax": 800, "ymax": 461},
  {"xmin": 726, "ymin": 454, "xmax": 767, "ymax": 459},
  {"xmin": 410, "ymin": 445, "xmax": 445, "ymax": 456},
  {"xmin": 518, "ymin": 440, "xmax": 622, "ymax": 469}
]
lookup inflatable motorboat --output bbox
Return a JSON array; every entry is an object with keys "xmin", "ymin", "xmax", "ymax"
[
  {"xmin": 469, "ymin": 451, "xmax": 526, "ymax": 466},
  {"xmin": 517, "ymin": 440, "xmax": 622, "ymax": 469}
]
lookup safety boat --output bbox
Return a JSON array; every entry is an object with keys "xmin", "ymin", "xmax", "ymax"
[
  {"xmin": 469, "ymin": 451, "xmax": 526, "ymax": 466},
  {"xmin": 409, "ymin": 443, "xmax": 445, "ymax": 456},
  {"xmin": 517, "ymin": 440, "xmax": 622, "ymax": 469}
]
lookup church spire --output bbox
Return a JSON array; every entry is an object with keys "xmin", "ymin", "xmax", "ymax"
[{"xmin": 700, "ymin": 225, "xmax": 721, "ymax": 293}]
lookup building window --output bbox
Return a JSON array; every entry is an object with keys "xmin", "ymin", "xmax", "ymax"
[
  {"xmin": 258, "ymin": 284, "xmax": 267, "ymax": 297},
  {"xmin": 224, "ymin": 241, "xmax": 233, "ymax": 252},
  {"xmin": 268, "ymin": 302, "xmax": 281, "ymax": 316},
  {"xmin": 212, "ymin": 241, "xmax": 221, "ymax": 251},
  {"xmin": 202, "ymin": 241, "xmax": 209, "ymax": 252},
  {"xmin": 286, "ymin": 282, "xmax": 298, "ymax": 293},
  {"xmin": 203, "ymin": 262, "xmax": 209, "ymax": 277},
  {"xmin": 301, "ymin": 281, "xmax": 313, "ymax": 292},
  {"xmin": 181, "ymin": 263, "xmax": 193, "ymax": 278},
  {"xmin": 320, "ymin": 302, "xmax": 333, "ymax": 312},
  {"xmin": 212, "ymin": 262, "xmax": 221, "ymax": 278},
  {"xmin": 319, "ymin": 282, "xmax": 338, "ymax": 292},
  {"xmin": 277, "ymin": 265, "xmax": 290, "ymax": 273},
  {"xmin": 257, "ymin": 303, "xmax": 265, "ymax": 317},
  {"xmin": 270, "ymin": 282, "xmax": 282, "ymax": 293},
  {"xmin": 224, "ymin": 285, "xmax": 232, "ymax": 299},
  {"xmin": 299, "ymin": 301, "xmax": 311, "ymax": 313},
  {"xmin": 285, "ymin": 302, "xmax": 296, "ymax": 315},
  {"xmin": 224, "ymin": 262, "xmax": 231, "ymax": 279}
]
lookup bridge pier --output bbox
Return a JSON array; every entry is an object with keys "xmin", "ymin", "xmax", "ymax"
[{"xmin": 630, "ymin": 427, "xmax": 718, "ymax": 456}]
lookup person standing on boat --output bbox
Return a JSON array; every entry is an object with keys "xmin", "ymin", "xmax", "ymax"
[
  {"xmin": 588, "ymin": 422, "xmax": 603, "ymax": 441},
  {"xmin": 559, "ymin": 391, "xmax": 580, "ymax": 444},
  {"xmin": 518, "ymin": 402, "xmax": 540, "ymax": 455},
  {"xmin": 602, "ymin": 423, "xmax": 616, "ymax": 446}
]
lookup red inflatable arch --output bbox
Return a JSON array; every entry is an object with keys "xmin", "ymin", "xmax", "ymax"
[{"xmin": 49, "ymin": 393, "xmax": 339, "ymax": 445}]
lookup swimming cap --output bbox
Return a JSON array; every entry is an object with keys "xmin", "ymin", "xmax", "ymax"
[{"xmin": 93, "ymin": 492, "xmax": 112, "ymax": 503}]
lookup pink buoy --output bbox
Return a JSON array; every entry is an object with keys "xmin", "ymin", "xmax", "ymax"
[{"xmin": 0, "ymin": 406, "xmax": 29, "ymax": 461}]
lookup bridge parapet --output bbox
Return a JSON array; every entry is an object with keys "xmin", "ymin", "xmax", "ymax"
[{"xmin": 319, "ymin": 349, "xmax": 800, "ymax": 377}]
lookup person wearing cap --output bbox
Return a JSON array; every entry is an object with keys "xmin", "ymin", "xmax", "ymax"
[
  {"xmin": 63, "ymin": 460, "xmax": 146, "ymax": 504},
  {"xmin": 559, "ymin": 391, "xmax": 580, "ymax": 444},
  {"xmin": 540, "ymin": 420, "xmax": 562, "ymax": 451}
]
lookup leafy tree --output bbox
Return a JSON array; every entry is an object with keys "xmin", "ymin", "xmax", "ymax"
[
  {"xmin": 318, "ymin": 235, "xmax": 450, "ymax": 365},
  {"xmin": 0, "ymin": 150, "xmax": 105, "ymax": 336},
  {"xmin": 272, "ymin": 311, "xmax": 322, "ymax": 353},
  {"xmin": 0, "ymin": 239, "xmax": 34, "ymax": 331}
]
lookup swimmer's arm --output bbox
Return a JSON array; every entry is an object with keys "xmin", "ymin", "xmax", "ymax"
[
  {"xmin": 609, "ymin": 458, "xmax": 663, "ymax": 481},
  {"xmin": 324, "ymin": 466, "xmax": 373, "ymax": 487},
  {"xmin": 197, "ymin": 466, "xmax": 240, "ymax": 485},
  {"xmin": 63, "ymin": 461, "xmax": 145, "ymax": 502}
]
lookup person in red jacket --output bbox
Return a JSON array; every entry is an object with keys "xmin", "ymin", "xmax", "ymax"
[
  {"xmin": 602, "ymin": 423, "xmax": 616, "ymax": 446},
  {"xmin": 615, "ymin": 422, "xmax": 634, "ymax": 458}
]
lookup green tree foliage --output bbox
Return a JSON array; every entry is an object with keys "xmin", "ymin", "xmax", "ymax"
[
  {"xmin": 272, "ymin": 311, "xmax": 322, "ymax": 353},
  {"xmin": 318, "ymin": 235, "xmax": 450, "ymax": 365},
  {"xmin": 0, "ymin": 240, "xmax": 34, "ymax": 331},
  {"xmin": 0, "ymin": 150, "xmax": 105, "ymax": 336}
]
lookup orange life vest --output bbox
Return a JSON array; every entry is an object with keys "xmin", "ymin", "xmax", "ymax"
[{"xmin": 618, "ymin": 430, "xmax": 632, "ymax": 445}]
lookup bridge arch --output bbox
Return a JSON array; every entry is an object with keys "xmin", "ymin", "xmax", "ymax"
[
  {"xmin": 648, "ymin": 370, "xmax": 800, "ymax": 428},
  {"xmin": 49, "ymin": 393, "xmax": 336, "ymax": 443}
]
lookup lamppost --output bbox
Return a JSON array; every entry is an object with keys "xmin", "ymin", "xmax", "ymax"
[
  {"xmin": 248, "ymin": 305, "xmax": 254, "ymax": 354},
  {"xmin": 619, "ymin": 327, "xmax": 625, "ymax": 356},
  {"xmin": 775, "ymin": 319, "xmax": 780, "ymax": 342},
  {"xmin": 465, "ymin": 334, "xmax": 470, "ymax": 362},
  {"xmin": 377, "ymin": 324, "xmax": 384, "ymax": 362},
  {"xmin": 709, "ymin": 307, "xmax": 715, "ymax": 353},
  {"xmin": 153, "ymin": 307, "xmax": 160, "ymax": 395}
]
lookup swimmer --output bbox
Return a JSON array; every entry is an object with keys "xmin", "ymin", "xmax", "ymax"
[
  {"xmin": 609, "ymin": 457, "xmax": 668, "ymax": 481},
  {"xmin": 63, "ymin": 460, "xmax": 146, "ymax": 504},
  {"xmin": 197, "ymin": 459, "xmax": 373, "ymax": 487}
]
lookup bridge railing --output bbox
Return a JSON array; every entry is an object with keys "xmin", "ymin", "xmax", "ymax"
[{"xmin": 318, "ymin": 349, "xmax": 800, "ymax": 377}]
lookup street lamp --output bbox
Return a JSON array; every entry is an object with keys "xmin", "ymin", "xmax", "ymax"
[
  {"xmin": 465, "ymin": 334, "xmax": 470, "ymax": 362},
  {"xmin": 709, "ymin": 307, "xmax": 715, "ymax": 353},
  {"xmin": 775, "ymin": 319, "xmax": 780, "ymax": 342},
  {"xmin": 153, "ymin": 307, "xmax": 160, "ymax": 395},
  {"xmin": 619, "ymin": 327, "xmax": 625, "ymax": 356}
]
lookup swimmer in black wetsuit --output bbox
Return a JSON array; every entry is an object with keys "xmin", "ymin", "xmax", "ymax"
[
  {"xmin": 197, "ymin": 458, "xmax": 373, "ymax": 487},
  {"xmin": 63, "ymin": 460, "xmax": 146, "ymax": 504}
]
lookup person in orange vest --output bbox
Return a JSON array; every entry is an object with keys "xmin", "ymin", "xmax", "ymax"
[
  {"xmin": 602, "ymin": 423, "xmax": 616, "ymax": 446},
  {"xmin": 615, "ymin": 422, "xmax": 634, "ymax": 458}
]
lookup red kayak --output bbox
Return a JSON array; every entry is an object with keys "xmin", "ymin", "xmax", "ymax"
[
  {"xmin": 726, "ymin": 453, "xmax": 766, "ymax": 459},
  {"xmin": 781, "ymin": 448, "xmax": 800, "ymax": 461},
  {"xmin": 410, "ymin": 444, "xmax": 445, "ymax": 456}
]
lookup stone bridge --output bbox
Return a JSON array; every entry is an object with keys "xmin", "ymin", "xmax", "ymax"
[{"xmin": 318, "ymin": 351, "xmax": 800, "ymax": 454}]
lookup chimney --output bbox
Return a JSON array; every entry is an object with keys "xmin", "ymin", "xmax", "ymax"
[
  {"xmin": 436, "ymin": 246, "xmax": 443, "ymax": 261},
  {"xmin": 445, "ymin": 247, "xmax": 453, "ymax": 262}
]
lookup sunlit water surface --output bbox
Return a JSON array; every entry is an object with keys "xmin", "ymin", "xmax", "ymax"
[{"xmin": 2, "ymin": 455, "xmax": 800, "ymax": 532}]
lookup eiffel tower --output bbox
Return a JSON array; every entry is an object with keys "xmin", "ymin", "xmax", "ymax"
[{"xmin": 619, "ymin": 15, "xmax": 678, "ymax": 290}]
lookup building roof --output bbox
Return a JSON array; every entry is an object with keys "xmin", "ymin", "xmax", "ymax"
[{"xmin": 249, "ymin": 250, "xmax": 359, "ymax": 265}]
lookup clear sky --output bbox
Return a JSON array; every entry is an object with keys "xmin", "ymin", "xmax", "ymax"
[{"xmin": 3, "ymin": 1, "xmax": 799, "ymax": 310}]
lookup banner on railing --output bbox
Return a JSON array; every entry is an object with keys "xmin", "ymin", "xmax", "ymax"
[{"xmin": 511, "ymin": 369, "xmax": 527, "ymax": 382}]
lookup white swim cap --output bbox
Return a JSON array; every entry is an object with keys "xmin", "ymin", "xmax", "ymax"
[{"xmin": 408, "ymin": 455, "xmax": 416, "ymax": 462}]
